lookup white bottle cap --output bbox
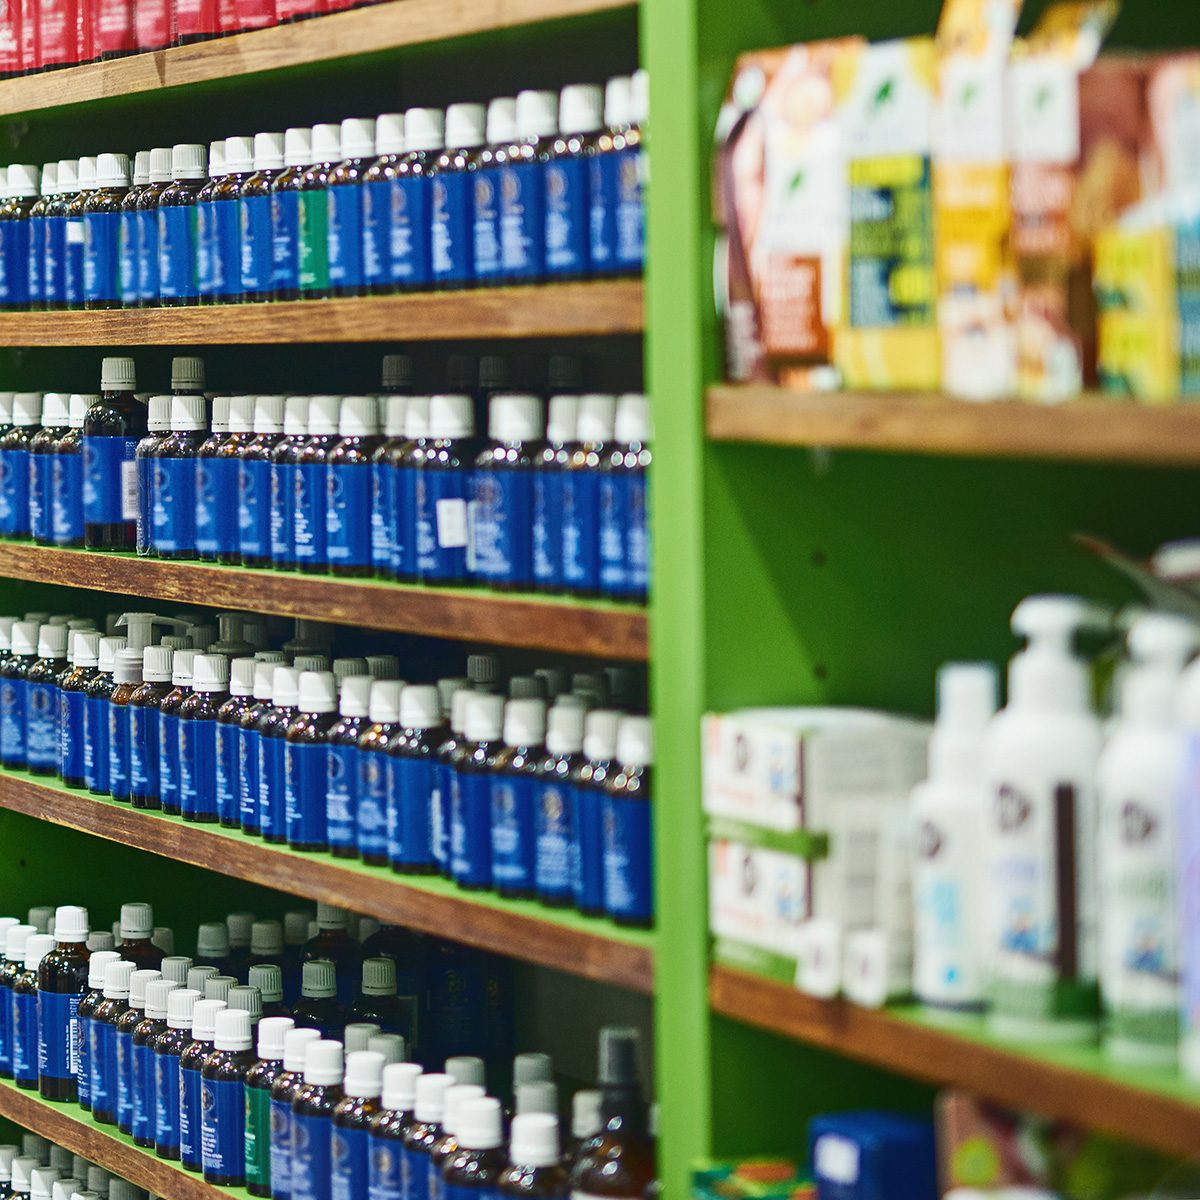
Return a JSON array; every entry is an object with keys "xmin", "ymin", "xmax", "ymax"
[
  {"xmin": 208, "ymin": 140, "xmax": 226, "ymax": 177},
  {"xmin": 75, "ymin": 632, "xmax": 103, "ymax": 667},
  {"xmin": 160, "ymin": 956, "xmax": 192, "ymax": 984},
  {"xmin": 338, "ymin": 395, "xmax": 379, "ymax": 437},
  {"xmin": 381, "ymin": 394, "xmax": 407, "ymax": 438},
  {"xmin": 192, "ymin": 653, "xmax": 229, "ymax": 693},
  {"xmin": 516, "ymin": 90, "xmax": 558, "ymax": 140},
  {"xmin": 101, "ymin": 356, "xmax": 136, "ymax": 392},
  {"xmin": 144, "ymin": 979, "xmax": 179, "ymax": 1020},
  {"xmin": 559, "ymin": 84, "xmax": 603, "ymax": 135},
  {"xmin": 399, "ymin": 684, "xmax": 440, "ymax": 729},
  {"xmin": 605, "ymin": 75, "xmax": 633, "ymax": 128},
  {"xmin": 428, "ymin": 394, "xmax": 473, "ymax": 439},
  {"xmin": 354, "ymin": 915, "xmax": 379, "ymax": 942},
  {"xmin": 11, "ymin": 392, "xmax": 40, "ymax": 426},
  {"xmin": 253, "ymin": 132, "xmax": 285, "ymax": 172},
  {"xmin": 576, "ymin": 393, "xmax": 617, "ymax": 442},
  {"xmin": 129, "ymin": 968, "xmax": 162, "ymax": 1010},
  {"xmin": 197, "ymin": 921, "xmax": 229, "ymax": 956},
  {"xmin": 3, "ymin": 924, "xmax": 33, "ymax": 963},
  {"xmin": 307, "ymin": 394, "xmax": 340, "ymax": 435},
  {"xmin": 360, "ymin": 957, "xmax": 395, "ymax": 996},
  {"xmin": 170, "ymin": 394, "xmax": 207, "ymax": 432},
  {"xmin": 29, "ymin": 1167, "xmax": 59, "ymax": 1200},
  {"xmin": 316, "ymin": 901, "xmax": 348, "ymax": 930},
  {"xmin": 503, "ymin": 698, "xmax": 546, "ymax": 746},
  {"xmin": 0, "ymin": 1148, "xmax": 13, "ymax": 1186},
  {"xmin": 53, "ymin": 906, "xmax": 88, "ymax": 943},
  {"xmin": 445, "ymin": 103, "xmax": 485, "ymax": 150},
  {"xmin": 382, "ymin": 1061, "xmax": 421, "ymax": 1109},
  {"xmin": 615, "ymin": 392, "xmax": 650, "ymax": 443},
  {"xmin": 225, "ymin": 395, "xmax": 253, "ymax": 433},
  {"xmin": 583, "ymin": 709, "xmax": 620, "ymax": 760},
  {"xmin": 213, "ymin": 1007, "xmax": 252, "ymax": 1051},
  {"xmin": 51, "ymin": 1179, "xmax": 79, "ymax": 1200},
  {"xmin": 272, "ymin": 667, "xmax": 300, "ymax": 708},
  {"xmin": 249, "ymin": 964, "xmax": 283, "ymax": 1003},
  {"xmin": 86, "ymin": 950, "xmax": 120, "ymax": 989},
  {"xmin": 340, "ymin": 117, "xmax": 376, "ymax": 159},
  {"xmin": 486, "ymin": 97, "xmax": 517, "ymax": 145},
  {"xmin": 304, "ymin": 1038, "xmax": 344, "ymax": 1085},
  {"xmin": 224, "ymin": 136, "xmax": 254, "ymax": 173},
  {"xmin": 464, "ymin": 693, "xmax": 504, "ymax": 742},
  {"xmin": 375, "ymin": 112, "xmax": 405, "ymax": 156},
  {"xmin": 171, "ymin": 144, "xmax": 208, "ymax": 181},
  {"xmin": 68, "ymin": 394, "xmax": 94, "ymax": 429},
  {"xmin": 103, "ymin": 959, "xmax": 135, "ymax": 999},
  {"xmin": 510, "ymin": 1111, "xmax": 560, "ymax": 1166},
  {"xmin": 338, "ymin": 674, "xmax": 372, "ymax": 718},
  {"xmin": 0, "ymin": 393, "xmax": 12, "ymax": 424},
  {"xmin": 456, "ymin": 1096, "xmax": 502, "ymax": 1149},
  {"xmin": 616, "ymin": 715, "xmax": 652, "ymax": 765},
  {"xmin": 190, "ymin": 998, "xmax": 226, "ymax": 1041},
  {"xmin": 311, "ymin": 123, "xmax": 342, "ymax": 164},
  {"xmin": 7, "ymin": 164, "xmax": 39, "ymax": 197},
  {"xmin": 144, "ymin": 395, "xmax": 170, "ymax": 433},
  {"xmin": 77, "ymin": 156, "xmax": 97, "ymax": 189},
  {"xmin": 298, "ymin": 670, "xmax": 337, "ymax": 714},
  {"xmin": 186, "ymin": 966, "xmax": 218, "ymax": 992},
  {"xmin": 546, "ymin": 703, "xmax": 584, "ymax": 756},
  {"xmin": 147, "ymin": 147, "xmax": 172, "ymax": 184},
  {"xmin": 229, "ymin": 656, "xmax": 256, "ymax": 697},
  {"xmin": 254, "ymin": 394, "xmax": 286, "ymax": 434},
  {"xmin": 512, "ymin": 1051, "xmax": 553, "ymax": 1085},
  {"xmin": 40, "ymin": 392, "xmax": 68, "ymax": 426},
  {"xmin": 301, "ymin": 959, "xmax": 336, "ymax": 999},
  {"xmin": 283, "ymin": 1026, "xmax": 321, "ymax": 1072},
  {"xmin": 200, "ymin": 395, "xmax": 228, "ymax": 435},
  {"xmin": 10, "ymin": 621, "xmax": 37, "ymax": 655},
  {"xmin": 487, "ymin": 393, "xmax": 543, "ymax": 442},
  {"xmin": 368, "ymin": 679, "xmax": 403, "ymax": 724},
  {"xmin": 403, "ymin": 107, "xmax": 445, "ymax": 152},
  {"xmin": 205, "ymin": 975, "xmax": 234, "ymax": 1000},
  {"xmin": 256, "ymin": 1015, "xmax": 294, "ymax": 1060},
  {"xmin": 167, "ymin": 987, "xmax": 202, "ymax": 1030},
  {"xmin": 278, "ymin": 129, "xmax": 312, "ymax": 171},
  {"xmin": 403, "ymin": 396, "xmax": 430, "ymax": 439},
  {"xmin": 283, "ymin": 395, "xmax": 309, "ymax": 435},
  {"xmin": 95, "ymin": 153, "xmax": 130, "ymax": 189},
  {"xmin": 168, "ymin": 357, "xmax": 204, "ymax": 396},
  {"xmin": 37, "ymin": 625, "xmax": 67, "ymax": 659},
  {"xmin": 171, "ymin": 647, "xmax": 198, "ymax": 686},
  {"xmin": 631, "ymin": 68, "xmax": 649, "ymax": 123},
  {"xmin": 344, "ymin": 1049, "xmax": 385, "ymax": 1098},
  {"xmin": 11, "ymin": 1159, "xmax": 38, "ymax": 1194},
  {"xmin": 369, "ymin": 1033, "xmax": 407, "ymax": 1064},
  {"xmin": 107, "ymin": 1184, "xmax": 139, "ymax": 1200},
  {"xmin": 57, "ymin": 159, "xmax": 79, "ymax": 191},
  {"xmin": 250, "ymin": 659, "xmax": 274, "ymax": 701}
]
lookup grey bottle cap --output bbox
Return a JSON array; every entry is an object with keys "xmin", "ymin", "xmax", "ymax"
[
  {"xmin": 160, "ymin": 955, "xmax": 192, "ymax": 984},
  {"xmin": 597, "ymin": 1025, "xmax": 641, "ymax": 1086},
  {"xmin": 248, "ymin": 963, "xmax": 283, "ymax": 1003}
]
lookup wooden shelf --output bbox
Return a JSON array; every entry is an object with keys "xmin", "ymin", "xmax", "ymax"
[
  {"xmin": 0, "ymin": 1079, "xmax": 231, "ymax": 1200},
  {"xmin": 0, "ymin": 283, "xmax": 643, "ymax": 346},
  {"xmin": 711, "ymin": 965, "xmax": 1200, "ymax": 1159},
  {"xmin": 0, "ymin": 543, "xmax": 647, "ymax": 660},
  {"xmin": 0, "ymin": 770, "xmax": 654, "ymax": 993},
  {"xmin": 707, "ymin": 385, "xmax": 1200, "ymax": 466},
  {"xmin": 0, "ymin": 0, "xmax": 635, "ymax": 116}
]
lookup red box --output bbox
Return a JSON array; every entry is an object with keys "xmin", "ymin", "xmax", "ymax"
[{"xmin": 39, "ymin": 0, "xmax": 77, "ymax": 65}]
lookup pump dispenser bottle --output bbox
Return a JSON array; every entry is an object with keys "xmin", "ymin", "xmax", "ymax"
[{"xmin": 982, "ymin": 595, "xmax": 1105, "ymax": 1044}]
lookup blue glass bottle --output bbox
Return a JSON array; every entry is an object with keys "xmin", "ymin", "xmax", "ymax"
[
  {"xmin": 207, "ymin": 136, "xmax": 252, "ymax": 305},
  {"xmin": 237, "ymin": 660, "xmax": 274, "ymax": 837},
  {"xmin": 107, "ymin": 647, "xmax": 144, "ymax": 802},
  {"xmin": 154, "ymin": 985, "xmax": 202, "ymax": 1160},
  {"xmin": 152, "ymin": 394, "xmax": 209, "ymax": 560},
  {"xmin": 290, "ymin": 1039, "xmax": 344, "ymax": 1200},
  {"xmin": 331, "ymin": 1051, "xmax": 383, "ymax": 1200},
  {"xmin": 270, "ymin": 395, "xmax": 309, "ymax": 570},
  {"xmin": 561, "ymin": 393, "xmax": 615, "ymax": 598},
  {"xmin": 270, "ymin": 127, "xmax": 313, "ymax": 302},
  {"xmin": 0, "ymin": 392, "xmax": 41, "ymax": 539},
  {"xmin": 77, "ymin": 947, "xmax": 120, "ymax": 1111},
  {"xmin": 327, "ymin": 117, "xmax": 375, "ymax": 299},
  {"xmin": 544, "ymin": 85, "xmax": 601, "ymax": 281},
  {"xmin": 132, "ymin": 978, "xmax": 178, "ymax": 1147},
  {"xmin": 387, "ymin": 684, "xmax": 444, "ymax": 875},
  {"xmin": 389, "ymin": 395, "xmax": 429, "ymax": 583},
  {"xmin": 389, "ymin": 107, "xmax": 443, "ymax": 292},
  {"xmin": 450, "ymin": 693, "xmax": 505, "ymax": 890},
  {"xmin": 200, "ymin": 1007, "xmax": 255, "ymax": 1185},
  {"xmin": 598, "ymin": 392, "xmax": 651, "ymax": 603},
  {"xmin": 49, "ymin": 393, "xmax": 88, "ymax": 548},
  {"xmin": 500, "ymin": 91, "xmax": 555, "ymax": 282},
  {"xmin": 129, "ymin": 644, "xmax": 174, "ymax": 809},
  {"xmin": 430, "ymin": 103, "xmax": 483, "ymax": 291},
  {"xmin": 24, "ymin": 623, "xmax": 67, "ymax": 776},
  {"xmin": 215, "ymin": 657, "xmax": 256, "ymax": 828},
  {"xmin": 370, "ymin": 391, "xmax": 407, "ymax": 579},
  {"xmin": 36, "ymin": 904, "xmax": 90, "ymax": 1102},
  {"xmin": 59, "ymin": 630, "xmax": 100, "ymax": 788},
  {"xmin": 327, "ymin": 395, "xmax": 383, "ymax": 578},
  {"xmin": 414, "ymin": 393, "xmax": 475, "ymax": 586}
]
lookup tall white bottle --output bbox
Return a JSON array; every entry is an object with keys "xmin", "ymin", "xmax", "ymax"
[
  {"xmin": 982, "ymin": 595, "xmax": 1104, "ymax": 1043},
  {"xmin": 912, "ymin": 662, "xmax": 998, "ymax": 1017},
  {"xmin": 1098, "ymin": 612, "xmax": 1196, "ymax": 1067}
]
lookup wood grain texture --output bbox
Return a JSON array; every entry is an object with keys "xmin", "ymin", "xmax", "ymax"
[
  {"xmin": 0, "ymin": 0, "xmax": 635, "ymax": 115},
  {"xmin": 0, "ymin": 772, "xmax": 655, "ymax": 992},
  {"xmin": 710, "ymin": 965, "xmax": 1200, "ymax": 1158},
  {"xmin": 707, "ymin": 385, "xmax": 1200, "ymax": 466},
  {"xmin": 0, "ymin": 1079, "xmax": 222, "ymax": 1200},
  {"xmin": 0, "ymin": 543, "xmax": 648, "ymax": 659},
  {"xmin": 0, "ymin": 283, "xmax": 643, "ymax": 345}
]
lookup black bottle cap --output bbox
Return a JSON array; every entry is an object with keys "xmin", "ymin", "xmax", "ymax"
[
  {"xmin": 445, "ymin": 354, "xmax": 476, "ymax": 392},
  {"xmin": 382, "ymin": 354, "xmax": 415, "ymax": 392},
  {"xmin": 598, "ymin": 1026, "xmax": 641, "ymax": 1087},
  {"xmin": 478, "ymin": 355, "xmax": 509, "ymax": 393},
  {"xmin": 547, "ymin": 354, "xmax": 584, "ymax": 393}
]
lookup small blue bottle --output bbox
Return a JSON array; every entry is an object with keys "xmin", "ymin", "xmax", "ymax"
[
  {"xmin": 535, "ymin": 700, "xmax": 586, "ymax": 907},
  {"xmin": 572, "ymin": 709, "xmax": 619, "ymax": 917},
  {"xmin": 370, "ymin": 391, "xmax": 408, "ymax": 579},
  {"xmin": 84, "ymin": 634, "xmax": 126, "ymax": 793},
  {"xmin": 194, "ymin": 395, "xmax": 231, "ymax": 562},
  {"xmin": 0, "ymin": 619, "xmax": 35, "ymax": 769},
  {"xmin": 500, "ymin": 91, "xmax": 555, "ymax": 282},
  {"xmin": 60, "ymin": 630, "xmax": 101, "ymax": 788},
  {"xmin": 238, "ymin": 659, "xmax": 275, "ymax": 836},
  {"xmin": 24, "ymin": 623, "xmax": 67, "ymax": 777},
  {"xmin": 356, "ymin": 679, "xmax": 403, "ymax": 867},
  {"xmin": 270, "ymin": 127, "xmax": 313, "ymax": 302},
  {"xmin": 294, "ymin": 394, "xmax": 340, "ymax": 575},
  {"xmin": 390, "ymin": 107, "xmax": 443, "ymax": 291},
  {"xmin": 0, "ymin": 392, "xmax": 42, "ymax": 538},
  {"xmin": 361, "ymin": 112, "xmax": 405, "ymax": 295},
  {"xmin": 155, "ymin": 985, "xmax": 202, "ymax": 1160},
  {"xmin": 42, "ymin": 160, "xmax": 72, "ymax": 310},
  {"xmin": 239, "ymin": 395, "xmax": 286, "ymax": 568},
  {"xmin": 327, "ymin": 395, "xmax": 383, "ymax": 577},
  {"xmin": 598, "ymin": 392, "xmax": 651, "ymax": 603},
  {"xmin": 326, "ymin": 674, "xmax": 371, "ymax": 860},
  {"xmin": 327, "ymin": 117, "xmax": 375, "ymax": 299},
  {"xmin": 450, "ymin": 692, "xmax": 505, "ymax": 890},
  {"xmin": 137, "ymin": 148, "xmax": 173, "ymax": 307},
  {"xmin": 64, "ymin": 157, "xmax": 96, "ymax": 310},
  {"xmin": 270, "ymin": 1026, "xmax": 322, "ymax": 1200},
  {"xmin": 117, "ymin": 968, "xmax": 163, "ymax": 1134},
  {"xmin": 51, "ymin": 393, "xmax": 90, "ymax": 548},
  {"xmin": 0, "ymin": 923, "xmax": 33, "ymax": 1080},
  {"xmin": 118, "ymin": 151, "xmax": 149, "ymax": 308},
  {"xmin": 544, "ymin": 85, "xmax": 601, "ymax": 280},
  {"xmin": 0, "ymin": 164, "xmax": 41, "ymax": 311},
  {"xmin": 387, "ymin": 684, "xmax": 444, "ymax": 875},
  {"xmin": 401, "ymin": 1073, "xmax": 453, "ymax": 1200},
  {"xmin": 36, "ymin": 903, "xmax": 91, "ymax": 1102},
  {"xmin": 491, "ymin": 698, "xmax": 546, "ymax": 899},
  {"xmin": 209, "ymin": 136, "xmax": 253, "ymax": 305},
  {"xmin": 129, "ymin": 644, "xmax": 174, "ymax": 809},
  {"xmin": 193, "ymin": 140, "xmax": 224, "ymax": 305},
  {"xmin": 270, "ymin": 396, "xmax": 309, "ymax": 570},
  {"xmin": 215, "ymin": 657, "xmax": 257, "ymax": 828},
  {"xmin": 135, "ymin": 394, "xmax": 171, "ymax": 557},
  {"xmin": 284, "ymin": 670, "xmax": 338, "ymax": 853},
  {"xmin": 82, "ymin": 355, "xmax": 147, "ymax": 552},
  {"xmin": 83, "ymin": 152, "xmax": 131, "ymax": 310},
  {"xmin": 29, "ymin": 392, "xmax": 69, "ymax": 546},
  {"xmin": 561, "ymin": 393, "xmax": 615, "ymax": 598},
  {"xmin": 107, "ymin": 647, "xmax": 144, "ymax": 801},
  {"xmin": 157, "ymin": 143, "xmax": 209, "ymax": 307},
  {"xmin": 414, "ymin": 393, "xmax": 476, "ymax": 586},
  {"xmin": 90, "ymin": 957, "xmax": 134, "ymax": 1124},
  {"xmin": 240, "ymin": 132, "xmax": 285, "ymax": 303},
  {"xmin": 590, "ymin": 74, "xmax": 646, "ymax": 277},
  {"xmin": 331, "ymin": 1050, "xmax": 384, "ymax": 1200},
  {"xmin": 602, "ymin": 715, "xmax": 654, "ymax": 927},
  {"xmin": 152, "ymin": 394, "xmax": 209, "ymax": 560},
  {"xmin": 179, "ymin": 997, "xmax": 225, "ymax": 1172},
  {"xmin": 431, "ymin": 103, "xmax": 484, "ymax": 291},
  {"xmin": 259, "ymin": 666, "xmax": 299, "ymax": 844},
  {"xmin": 178, "ymin": 653, "xmax": 229, "ymax": 822},
  {"xmin": 133, "ymin": 977, "xmax": 179, "ymax": 1147},
  {"xmin": 157, "ymin": 647, "xmax": 196, "ymax": 816},
  {"xmin": 473, "ymin": 98, "xmax": 515, "ymax": 287},
  {"xmin": 297, "ymin": 123, "xmax": 341, "ymax": 301},
  {"xmin": 390, "ymin": 395, "xmax": 429, "ymax": 582},
  {"xmin": 77, "ymin": 947, "xmax": 121, "ymax": 1111},
  {"xmin": 25, "ymin": 162, "xmax": 56, "ymax": 311},
  {"xmin": 290, "ymin": 1039, "xmax": 344, "ymax": 1200},
  {"xmin": 200, "ymin": 1007, "xmax": 255, "ymax": 1186}
]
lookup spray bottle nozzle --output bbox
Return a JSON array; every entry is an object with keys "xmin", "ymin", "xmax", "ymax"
[
  {"xmin": 1127, "ymin": 611, "xmax": 1200, "ymax": 668},
  {"xmin": 115, "ymin": 613, "xmax": 189, "ymax": 654},
  {"xmin": 1011, "ymin": 595, "xmax": 1110, "ymax": 649},
  {"xmin": 1008, "ymin": 595, "xmax": 1110, "ymax": 713}
]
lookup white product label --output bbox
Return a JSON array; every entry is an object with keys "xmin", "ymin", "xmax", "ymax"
[
  {"xmin": 121, "ymin": 460, "xmax": 139, "ymax": 521},
  {"xmin": 708, "ymin": 838, "xmax": 808, "ymax": 963},
  {"xmin": 435, "ymin": 498, "xmax": 468, "ymax": 548},
  {"xmin": 841, "ymin": 40, "xmax": 934, "ymax": 158},
  {"xmin": 1009, "ymin": 58, "xmax": 1080, "ymax": 165},
  {"xmin": 936, "ymin": 56, "xmax": 1007, "ymax": 162},
  {"xmin": 815, "ymin": 1135, "xmax": 860, "ymax": 1185},
  {"xmin": 66, "ymin": 220, "xmax": 85, "ymax": 244}
]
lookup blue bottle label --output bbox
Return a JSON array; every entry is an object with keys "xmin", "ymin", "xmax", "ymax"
[
  {"xmin": 27, "ymin": 216, "xmax": 42, "ymax": 305},
  {"xmin": 91, "ymin": 1018, "xmax": 116, "ymax": 1115},
  {"xmin": 290, "ymin": 1111, "xmax": 333, "ymax": 1200},
  {"xmin": 241, "ymin": 194, "xmax": 273, "ymax": 293},
  {"xmin": 598, "ymin": 470, "xmax": 628, "ymax": 595},
  {"xmin": 87, "ymin": 691, "xmax": 111, "ymax": 792},
  {"xmin": 196, "ymin": 201, "xmax": 215, "ymax": 296},
  {"xmin": 26, "ymin": 680, "xmax": 60, "ymax": 770},
  {"xmin": 614, "ymin": 145, "xmax": 644, "ymax": 269},
  {"xmin": 116, "ymin": 1027, "xmax": 134, "ymax": 1129},
  {"xmin": 370, "ymin": 460, "xmax": 394, "ymax": 573},
  {"xmin": 0, "ymin": 983, "xmax": 10, "ymax": 1074},
  {"xmin": 603, "ymin": 792, "xmax": 653, "ymax": 921},
  {"xmin": 326, "ymin": 463, "xmax": 372, "ymax": 566},
  {"xmin": 180, "ymin": 717, "xmax": 218, "ymax": 819},
  {"xmin": 401, "ymin": 1147, "xmax": 432, "ymax": 1200},
  {"xmin": 356, "ymin": 748, "xmax": 389, "ymax": 859},
  {"xmin": 51, "ymin": 451, "xmax": 84, "ymax": 544},
  {"xmin": 395, "ymin": 465, "xmax": 419, "ymax": 577},
  {"xmin": 12, "ymin": 990, "xmax": 37, "ymax": 1084},
  {"xmin": 61, "ymin": 690, "xmax": 85, "ymax": 782},
  {"xmin": 472, "ymin": 168, "xmax": 502, "ymax": 281},
  {"xmin": 471, "ymin": 468, "xmax": 532, "ymax": 585},
  {"xmin": 366, "ymin": 1133, "xmax": 401, "ymax": 1200},
  {"xmin": 270, "ymin": 459, "xmax": 293, "ymax": 563},
  {"xmin": 389, "ymin": 755, "xmax": 436, "ymax": 869},
  {"xmin": 108, "ymin": 701, "xmax": 132, "ymax": 799},
  {"xmin": 195, "ymin": 455, "xmax": 237, "ymax": 556},
  {"xmin": 158, "ymin": 710, "xmax": 179, "ymax": 810},
  {"xmin": 444, "ymin": 1186, "xmax": 502, "ymax": 1200},
  {"xmin": 392, "ymin": 175, "xmax": 432, "ymax": 286},
  {"xmin": 415, "ymin": 468, "xmax": 469, "ymax": 580},
  {"xmin": 362, "ymin": 179, "xmax": 391, "ymax": 287},
  {"xmin": 0, "ymin": 677, "xmax": 24, "ymax": 764},
  {"xmin": 432, "ymin": 764, "xmax": 450, "ymax": 871},
  {"xmin": 259, "ymin": 733, "xmax": 286, "ymax": 840},
  {"xmin": 158, "ymin": 204, "xmax": 198, "ymax": 299},
  {"xmin": 212, "ymin": 199, "xmax": 241, "ymax": 297},
  {"xmin": 137, "ymin": 207, "xmax": 159, "ymax": 303},
  {"xmin": 239, "ymin": 458, "xmax": 272, "ymax": 559},
  {"xmin": 28, "ymin": 454, "xmax": 49, "ymax": 541},
  {"xmin": 37, "ymin": 989, "xmax": 81, "ymax": 1081},
  {"xmin": 294, "ymin": 462, "xmax": 328, "ymax": 566},
  {"xmin": 44, "ymin": 214, "xmax": 65, "ymax": 305},
  {"xmin": 271, "ymin": 1096, "xmax": 293, "ymax": 1200},
  {"xmin": 155, "ymin": 1050, "xmax": 180, "ymax": 1150},
  {"xmin": 133, "ymin": 1039, "xmax": 155, "ymax": 1142},
  {"xmin": 491, "ymin": 774, "xmax": 536, "ymax": 890},
  {"xmin": 152, "ymin": 455, "xmax": 196, "ymax": 554},
  {"xmin": 544, "ymin": 157, "xmax": 589, "ymax": 275},
  {"xmin": 215, "ymin": 721, "xmax": 240, "ymax": 824},
  {"xmin": 201, "ymin": 1076, "xmax": 245, "ymax": 1179},
  {"xmin": 431, "ymin": 172, "xmax": 473, "ymax": 284},
  {"xmin": 0, "ymin": 217, "xmax": 31, "ymax": 306},
  {"xmin": 285, "ymin": 739, "xmax": 328, "ymax": 846},
  {"xmin": 561, "ymin": 470, "xmax": 600, "ymax": 590},
  {"xmin": 331, "ymin": 1125, "xmax": 368, "ymax": 1200},
  {"xmin": 271, "ymin": 189, "xmax": 301, "ymax": 292},
  {"xmin": 65, "ymin": 215, "xmax": 85, "ymax": 305},
  {"xmin": 239, "ymin": 725, "xmax": 261, "ymax": 830},
  {"xmin": 536, "ymin": 779, "xmax": 574, "ymax": 900},
  {"xmin": 129, "ymin": 704, "xmax": 160, "ymax": 801},
  {"xmin": 0, "ymin": 448, "xmax": 30, "ymax": 535},
  {"xmin": 84, "ymin": 210, "xmax": 121, "ymax": 302},
  {"xmin": 180, "ymin": 1062, "xmax": 203, "ymax": 1167},
  {"xmin": 451, "ymin": 770, "xmax": 492, "ymax": 888},
  {"xmin": 573, "ymin": 784, "xmax": 605, "ymax": 913},
  {"xmin": 119, "ymin": 208, "xmax": 139, "ymax": 304},
  {"xmin": 627, "ymin": 472, "xmax": 648, "ymax": 593},
  {"xmin": 328, "ymin": 184, "xmax": 364, "ymax": 288},
  {"xmin": 77, "ymin": 1012, "xmax": 91, "ymax": 1104},
  {"xmin": 325, "ymin": 742, "xmax": 358, "ymax": 852},
  {"xmin": 83, "ymin": 434, "xmax": 139, "ymax": 526},
  {"xmin": 500, "ymin": 161, "xmax": 546, "ymax": 278}
]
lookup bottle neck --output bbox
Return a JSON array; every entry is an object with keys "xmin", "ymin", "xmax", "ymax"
[{"xmin": 599, "ymin": 1084, "xmax": 646, "ymax": 1136}]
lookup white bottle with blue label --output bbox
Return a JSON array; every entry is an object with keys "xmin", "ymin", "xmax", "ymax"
[
  {"xmin": 474, "ymin": 98, "xmax": 514, "ymax": 286},
  {"xmin": 598, "ymin": 392, "xmax": 651, "ymax": 602},
  {"xmin": 562, "ymin": 393, "xmax": 615, "ymax": 597},
  {"xmin": 415, "ymin": 394, "xmax": 475, "ymax": 585},
  {"xmin": 431, "ymin": 103, "xmax": 484, "ymax": 291},
  {"xmin": 501, "ymin": 91, "xmax": 556, "ymax": 282},
  {"xmin": 327, "ymin": 117, "xmax": 376, "ymax": 299},
  {"xmin": 545, "ymin": 84, "xmax": 601, "ymax": 280}
]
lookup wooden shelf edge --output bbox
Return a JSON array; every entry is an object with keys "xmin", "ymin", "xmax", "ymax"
[
  {"xmin": 707, "ymin": 385, "xmax": 1200, "ymax": 467},
  {"xmin": 0, "ymin": 1080, "xmax": 224, "ymax": 1200},
  {"xmin": 0, "ymin": 772, "xmax": 655, "ymax": 994},
  {"xmin": 0, "ymin": 283, "xmax": 643, "ymax": 346},
  {"xmin": 0, "ymin": 0, "xmax": 636, "ymax": 116},
  {"xmin": 0, "ymin": 544, "xmax": 648, "ymax": 661},
  {"xmin": 710, "ymin": 965, "xmax": 1200, "ymax": 1159}
]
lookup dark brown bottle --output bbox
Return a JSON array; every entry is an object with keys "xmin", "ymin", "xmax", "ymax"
[
  {"xmin": 36, "ymin": 906, "xmax": 90, "ymax": 1102},
  {"xmin": 330, "ymin": 1050, "xmax": 384, "ymax": 1200},
  {"xmin": 442, "ymin": 1096, "xmax": 507, "ymax": 1195}
]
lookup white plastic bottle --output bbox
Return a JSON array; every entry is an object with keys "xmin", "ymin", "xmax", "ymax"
[
  {"xmin": 981, "ymin": 595, "xmax": 1105, "ymax": 1043},
  {"xmin": 912, "ymin": 662, "xmax": 998, "ymax": 1017},
  {"xmin": 1097, "ymin": 612, "xmax": 1197, "ymax": 1067}
]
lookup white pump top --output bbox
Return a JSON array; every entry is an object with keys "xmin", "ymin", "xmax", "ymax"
[
  {"xmin": 1007, "ymin": 595, "xmax": 1105, "ymax": 712},
  {"xmin": 927, "ymin": 662, "xmax": 998, "ymax": 783},
  {"xmin": 115, "ymin": 612, "xmax": 184, "ymax": 654}
]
